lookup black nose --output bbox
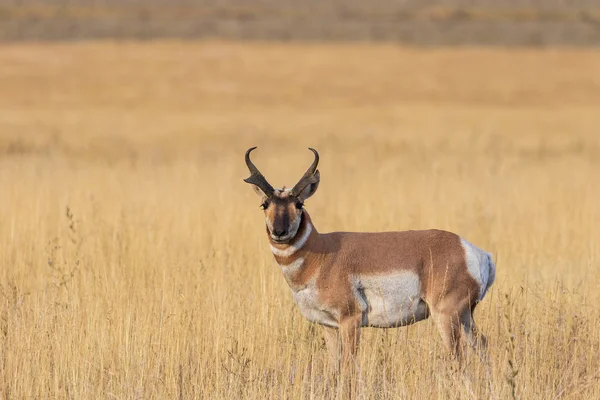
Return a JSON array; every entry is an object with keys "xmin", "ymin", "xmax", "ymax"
[{"xmin": 273, "ymin": 229, "xmax": 287, "ymax": 237}]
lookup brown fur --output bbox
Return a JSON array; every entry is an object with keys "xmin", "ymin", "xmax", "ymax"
[
  {"xmin": 246, "ymin": 150, "xmax": 493, "ymax": 377},
  {"xmin": 265, "ymin": 205, "xmax": 487, "ymax": 368},
  {"xmin": 272, "ymin": 210, "xmax": 480, "ymax": 317}
]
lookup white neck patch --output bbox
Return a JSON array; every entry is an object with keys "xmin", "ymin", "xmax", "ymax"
[
  {"xmin": 270, "ymin": 223, "xmax": 312, "ymax": 258},
  {"xmin": 279, "ymin": 257, "xmax": 305, "ymax": 287}
]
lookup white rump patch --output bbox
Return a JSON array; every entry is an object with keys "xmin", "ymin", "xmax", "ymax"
[
  {"xmin": 352, "ymin": 272, "xmax": 428, "ymax": 328},
  {"xmin": 270, "ymin": 223, "xmax": 312, "ymax": 258},
  {"xmin": 460, "ymin": 238, "xmax": 496, "ymax": 301}
]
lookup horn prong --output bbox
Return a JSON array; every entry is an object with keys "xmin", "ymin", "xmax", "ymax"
[
  {"xmin": 244, "ymin": 147, "xmax": 275, "ymax": 197},
  {"xmin": 290, "ymin": 148, "xmax": 320, "ymax": 197}
]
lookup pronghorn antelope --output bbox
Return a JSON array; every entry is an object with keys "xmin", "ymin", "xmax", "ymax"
[{"xmin": 244, "ymin": 147, "xmax": 496, "ymax": 369}]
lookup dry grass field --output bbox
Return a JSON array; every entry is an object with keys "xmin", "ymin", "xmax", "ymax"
[{"xmin": 0, "ymin": 41, "xmax": 599, "ymax": 399}]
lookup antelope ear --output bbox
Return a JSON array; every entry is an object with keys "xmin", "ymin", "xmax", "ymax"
[
  {"xmin": 249, "ymin": 184, "xmax": 268, "ymax": 198},
  {"xmin": 296, "ymin": 170, "xmax": 320, "ymax": 201}
]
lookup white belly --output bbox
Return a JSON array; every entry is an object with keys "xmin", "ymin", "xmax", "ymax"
[
  {"xmin": 353, "ymin": 272, "xmax": 428, "ymax": 328},
  {"xmin": 292, "ymin": 279, "xmax": 339, "ymax": 327}
]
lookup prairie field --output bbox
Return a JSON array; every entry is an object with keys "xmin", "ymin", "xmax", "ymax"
[{"xmin": 0, "ymin": 41, "xmax": 599, "ymax": 399}]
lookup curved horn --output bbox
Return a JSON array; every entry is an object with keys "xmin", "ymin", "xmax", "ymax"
[
  {"xmin": 305, "ymin": 148, "xmax": 319, "ymax": 175},
  {"xmin": 290, "ymin": 148, "xmax": 320, "ymax": 197},
  {"xmin": 243, "ymin": 147, "xmax": 275, "ymax": 197}
]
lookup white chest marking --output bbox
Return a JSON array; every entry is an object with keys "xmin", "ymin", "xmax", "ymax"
[
  {"xmin": 352, "ymin": 272, "xmax": 428, "ymax": 328},
  {"xmin": 279, "ymin": 257, "xmax": 305, "ymax": 288},
  {"xmin": 292, "ymin": 278, "xmax": 338, "ymax": 328},
  {"xmin": 270, "ymin": 223, "xmax": 312, "ymax": 258}
]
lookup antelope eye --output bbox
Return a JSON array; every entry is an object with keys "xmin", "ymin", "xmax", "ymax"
[
  {"xmin": 260, "ymin": 201, "xmax": 269, "ymax": 210},
  {"xmin": 295, "ymin": 202, "xmax": 304, "ymax": 209}
]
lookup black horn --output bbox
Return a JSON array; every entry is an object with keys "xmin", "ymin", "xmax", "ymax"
[
  {"xmin": 243, "ymin": 147, "xmax": 275, "ymax": 197},
  {"xmin": 289, "ymin": 148, "xmax": 320, "ymax": 197}
]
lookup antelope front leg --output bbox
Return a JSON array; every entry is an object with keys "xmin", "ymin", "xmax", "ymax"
[
  {"xmin": 337, "ymin": 316, "xmax": 362, "ymax": 399},
  {"xmin": 339, "ymin": 316, "xmax": 361, "ymax": 376},
  {"xmin": 322, "ymin": 326, "xmax": 340, "ymax": 373}
]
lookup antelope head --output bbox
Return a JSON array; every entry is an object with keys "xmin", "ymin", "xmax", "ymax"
[{"xmin": 244, "ymin": 147, "xmax": 320, "ymax": 243}]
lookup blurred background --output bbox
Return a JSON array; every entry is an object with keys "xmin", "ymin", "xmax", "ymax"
[
  {"xmin": 3, "ymin": 0, "xmax": 600, "ymax": 45},
  {"xmin": 1, "ymin": 1, "xmax": 599, "ymax": 399}
]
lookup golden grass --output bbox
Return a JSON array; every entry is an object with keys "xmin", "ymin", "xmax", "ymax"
[{"xmin": 0, "ymin": 41, "xmax": 599, "ymax": 398}]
